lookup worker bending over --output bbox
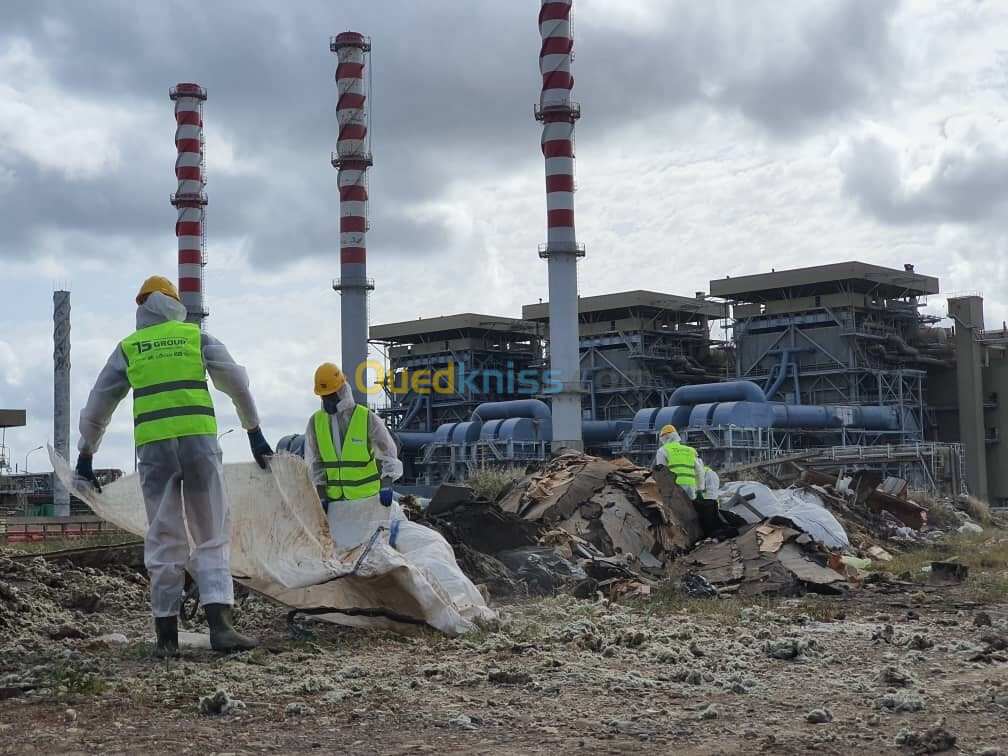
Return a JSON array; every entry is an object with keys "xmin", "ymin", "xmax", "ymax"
[
  {"xmin": 75, "ymin": 276, "xmax": 273, "ymax": 657},
  {"xmin": 303, "ymin": 363, "xmax": 403, "ymax": 526},
  {"xmin": 655, "ymin": 424, "xmax": 706, "ymax": 500}
]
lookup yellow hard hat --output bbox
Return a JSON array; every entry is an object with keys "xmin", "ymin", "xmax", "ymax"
[
  {"xmin": 136, "ymin": 275, "xmax": 181, "ymax": 305},
  {"xmin": 314, "ymin": 362, "xmax": 346, "ymax": 396},
  {"xmin": 659, "ymin": 424, "xmax": 677, "ymax": 436}
]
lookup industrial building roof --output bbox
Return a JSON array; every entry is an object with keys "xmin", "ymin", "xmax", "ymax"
[
  {"xmin": 0, "ymin": 409, "xmax": 26, "ymax": 428},
  {"xmin": 709, "ymin": 262, "xmax": 939, "ymax": 301},
  {"xmin": 370, "ymin": 314, "xmax": 537, "ymax": 343},
  {"xmin": 521, "ymin": 290, "xmax": 724, "ymax": 322}
]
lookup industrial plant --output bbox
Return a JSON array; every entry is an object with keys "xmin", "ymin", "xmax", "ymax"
[{"xmin": 1, "ymin": 0, "xmax": 1006, "ymax": 517}]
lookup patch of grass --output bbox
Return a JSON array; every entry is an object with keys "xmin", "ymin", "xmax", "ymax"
[
  {"xmin": 464, "ymin": 467, "xmax": 527, "ymax": 501},
  {"xmin": 883, "ymin": 529, "xmax": 1008, "ymax": 601},
  {"xmin": 636, "ymin": 581, "xmax": 779, "ymax": 623},
  {"xmin": 960, "ymin": 495, "xmax": 993, "ymax": 526},
  {"xmin": 5, "ymin": 533, "xmax": 139, "ymax": 554},
  {"xmin": 911, "ymin": 491, "xmax": 961, "ymax": 530},
  {"xmin": 41, "ymin": 666, "xmax": 108, "ymax": 702}
]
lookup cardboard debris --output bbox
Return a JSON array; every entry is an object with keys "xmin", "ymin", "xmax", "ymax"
[
  {"xmin": 755, "ymin": 523, "xmax": 798, "ymax": 553},
  {"xmin": 498, "ymin": 452, "xmax": 702, "ymax": 564},
  {"xmin": 687, "ymin": 526, "xmax": 847, "ymax": 596}
]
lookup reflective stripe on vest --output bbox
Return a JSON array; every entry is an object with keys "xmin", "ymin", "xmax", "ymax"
[
  {"xmin": 122, "ymin": 321, "xmax": 216, "ymax": 447},
  {"xmin": 662, "ymin": 442, "xmax": 697, "ymax": 488},
  {"xmin": 314, "ymin": 405, "xmax": 381, "ymax": 502}
]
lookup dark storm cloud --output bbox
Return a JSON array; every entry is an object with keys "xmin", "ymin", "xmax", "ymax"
[
  {"xmin": 710, "ymin": 0, "xmax": 901, "ymax": 134},
  {"xmin": 1, "ymin": 0, "xmax": 905, "ymax": 268},
  {"xmin": 841, "ymin": 134, "xmax": 1008, "ymax": 225}
]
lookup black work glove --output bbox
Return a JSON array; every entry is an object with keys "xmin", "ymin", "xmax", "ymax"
[
  {"xmin": 75, "ymin": 454, "xmax": 102, "ymax": 493},
  {"xmin": 248, "ymin": 427, "xmax": 273, "ymax": 469}
]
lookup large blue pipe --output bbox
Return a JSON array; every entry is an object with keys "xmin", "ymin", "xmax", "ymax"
[
  {"xmin": 470, "ymin": 399, "xmax": 552, "ymax": 423},
  {"xmin": 582, "ymin": 420, "xmax": 632, "ymax": 444},
  {"xmin": 398, "ymin": 431, "xmax": 436, "ymax": 451},
  {"xmin": 669, "ymin": 380, "xmax": 767, "ymax": 405}
]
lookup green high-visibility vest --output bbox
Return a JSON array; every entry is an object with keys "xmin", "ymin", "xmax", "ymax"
[
  {"xmin": 662, "ymin": 441, "xmax": 698, "ymax": 488},
  {"xmin": 314, "ymin": 405, "xmax": 381, "ymax": 502},
  {"xmin": 121, "ymin": 321, "xmax": 216, "ymax": 447}
]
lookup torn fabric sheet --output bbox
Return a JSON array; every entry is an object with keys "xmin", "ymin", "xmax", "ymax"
[{"xmin": 50, "ymin": 447, "xmax": 494, "ymax": 636}]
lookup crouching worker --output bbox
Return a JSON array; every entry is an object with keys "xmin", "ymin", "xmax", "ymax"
[
  {"xmin": 304, "ymin": 363, "xmax": 403, "ymax": 539},
  {"xmin": 655, "ymin": 425, "xmax": 704, "ymax": 500},
  {"xmin": 655, "ymin": 424, "xmax": 723, "ymax": 536},
  {"xmin": 75, "ymin": 276, "xmax": 272, "ymax": 657}
]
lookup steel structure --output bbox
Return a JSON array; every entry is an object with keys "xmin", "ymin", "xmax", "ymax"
[
  {"xmin": 169, "ymin": 83, "xmax": 208, "ymax": 325},
  {"xmin": 709, "ymin": 262, "xmax": 941, "ymax": 441},
  {"xmin": 53, "ymin": 290, "xmax": 70, "ymax": 516},
  {"xmin": 371, "ymin": 314, "xmax": 544, "ymax": 432},
  {"xmin": 537, "ymin": 0, "xmax": 584, "ymax": 450},
  {"xmin": 929, "ymin": 295, "xmax": 1008, "ymax": 504},
  {"xmin": 331, "ymin": 32, "xmax": 375, "ymax": 402},
  {"xmin": 523, "ymin": 291, "xmax": 727, "ymax": 421}
]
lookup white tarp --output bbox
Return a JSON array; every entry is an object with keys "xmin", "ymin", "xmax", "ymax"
[
  {"xmin": 50, "ymin": 448, "xmax": 494, "ymax": 636},
  {"xmin": 717, "ymin": 481, "xmax": 849, "ymax": 550}
]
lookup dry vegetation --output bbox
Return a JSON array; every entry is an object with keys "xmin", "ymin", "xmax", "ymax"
[{"xmin": 464, "ymin": 467, "xmax": 528, "ymax": 501}]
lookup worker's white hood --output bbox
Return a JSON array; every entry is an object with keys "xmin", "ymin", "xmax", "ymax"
[{"xmin": 136, "ymin": 291, "xmax": 188, "ymax": 329}]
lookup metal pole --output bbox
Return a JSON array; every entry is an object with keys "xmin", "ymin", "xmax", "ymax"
[{"xmin": 25, "ymin": 445, "xmax": 43, "ymax": 473}]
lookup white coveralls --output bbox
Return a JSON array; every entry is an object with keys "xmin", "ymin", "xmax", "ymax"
[
  {"xmin": 654, "ymin": 431, "xmax": 706, "ymax": 500},
  {"xmin": 78, "ymin": 292, "xmax": 261, "ymax": 617},
  {"xmin": 303, "ymin": 382, "xmax": 403, "ymax": 543},
  {"xmin": 303, "ymin": 384, "xmax": 494, "ymax": 622}
]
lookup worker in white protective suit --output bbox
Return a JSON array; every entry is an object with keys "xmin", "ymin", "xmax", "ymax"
[
  {"xmin": 303, "ymin": 362, "xmax": 403, "ymax": 540},
  {"xmin": 654, "ymin": 424, "xmax": 705, "ymax": 500},
  {"xmin": 75, "ymin": 276, "xmax": 272, "ymax": 657},
  {"xmin": 699, "ymin": 465, "xmax": 721, "ymax": 499},
  {"xmin": 303, "ymin": 362, "xmax": 496, "ymax": 624}
]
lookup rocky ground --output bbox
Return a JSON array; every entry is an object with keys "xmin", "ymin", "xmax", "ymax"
[{"xmin": 2, "ymin": 551, "xmax": 1008, "ymax": 755}]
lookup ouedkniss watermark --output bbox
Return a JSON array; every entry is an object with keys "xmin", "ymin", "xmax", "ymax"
[{"xmin": 352, "ymin": 361, "xmax": 561, "ymax": 396}]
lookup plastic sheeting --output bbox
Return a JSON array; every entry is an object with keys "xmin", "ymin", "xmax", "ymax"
[
  {"xmin": 718, "ymin": 481, "xmax": 849, "ymax": 550},
  {"xmin": 50, "ymin": 448, "xmax": 494, "ymax": 636}
]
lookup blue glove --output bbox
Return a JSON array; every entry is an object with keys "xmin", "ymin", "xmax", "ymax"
[
  {"xmin": 379, "ymin": 488, "xmax": 393, "ymax": 506},
  {"xmin": 248, "ymin": 427, "xmax": 273, "ymax": 469},
  {"xmin": 75, "ymin": 454, "xmax": 102, "ymax": 493}
]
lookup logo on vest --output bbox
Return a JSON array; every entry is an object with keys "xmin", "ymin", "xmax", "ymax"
[{"xmin": 132, "ymin": 337, "xmax": 188, "ymax": 357}]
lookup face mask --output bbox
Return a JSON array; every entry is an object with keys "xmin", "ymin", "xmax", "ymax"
[{"xmin": 322, "ymin": 394, "xmax": 340, "ymax": 414}]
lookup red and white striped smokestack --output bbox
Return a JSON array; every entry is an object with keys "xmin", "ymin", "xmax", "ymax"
[
  {"xmin": 169, "ymin": 82, "xmax": 208, "ymax": 325},
  {"xmin": 537, "ymin": 0, "xmax": 584, "ymax": 450},
  {"xmin": 331, "ymin": 32, "xmax": 374, "ymax": 402}
]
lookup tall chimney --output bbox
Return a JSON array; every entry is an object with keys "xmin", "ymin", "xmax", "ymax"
[
  {"xmin": 170, "ymin": 83, "xmax": 208, "ymax": 325},
  {"xmin": 331, "ymin": 32, "xmax": 374, "ymax": 402},
  {"xmin": 537, "ymin": 0, "xmax": 584, "ymax": 450},
  {"xmin": 53, "ymin": 290, "xmax": 70, "ymax": 517}
]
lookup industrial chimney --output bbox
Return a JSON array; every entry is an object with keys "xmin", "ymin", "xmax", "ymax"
[
  {"xmin": 537, "ymin": 0, "xmax": 584, "ymax": 450},
  {"xmin": 331, "ymin": 32, "xmax": 374, "ymax": 402},
  {"xmin": 53, "ymin": 290, "xmax": 70, "ymax": 517},
  {"xmin": 170, "ymin": 83, "xmax": 208, "ymax": 325}
]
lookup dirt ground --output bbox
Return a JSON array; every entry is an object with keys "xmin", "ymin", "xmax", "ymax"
[{"xmin": 2, "ymin": 551, "xmax": 1007, "ymax": 755}]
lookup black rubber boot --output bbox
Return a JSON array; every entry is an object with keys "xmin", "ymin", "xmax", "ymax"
[
  {"xmin": 204, "ymin": 603, "xmax": 257, "ymax": 653},
  {"xmin": 154, "ymin": 616, "xmax": 180, "ymax": 658}
]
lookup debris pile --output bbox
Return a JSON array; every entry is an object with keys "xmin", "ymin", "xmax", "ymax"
[
  {"xmin": 686, "ymin": 524, "xmax": 848, "ymax": 597},
  {"xmin": 416, "ymin": 452, "xmax": 861, "ymax": 599},
  {"xmin": 0, "ymin": 555, "xmax": 148, "ymax": 643},
  {"xmin": 497, "ymin": 452, "xmax": 702, "ymax": 560}
]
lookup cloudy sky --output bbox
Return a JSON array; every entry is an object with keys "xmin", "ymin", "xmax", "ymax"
[{"xmin": 2, "ymin": 0, "xmax": 1007, "ymax": 473}]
